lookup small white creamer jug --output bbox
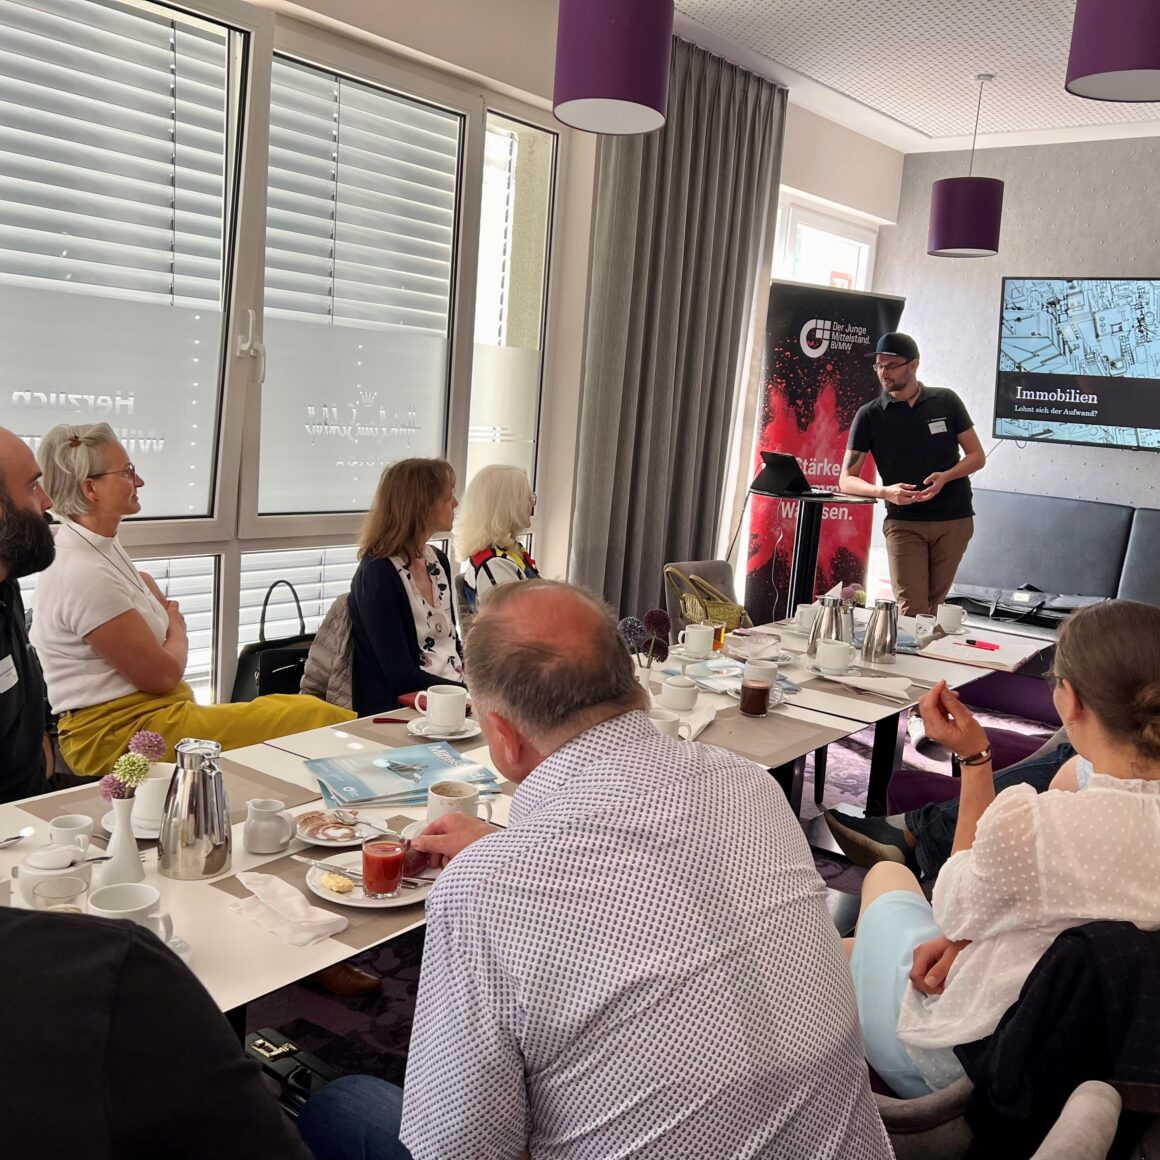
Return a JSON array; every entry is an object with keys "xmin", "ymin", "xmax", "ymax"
[{"xmin": 242, "ymin": 799, "xmax": 295, "ymax": 855}]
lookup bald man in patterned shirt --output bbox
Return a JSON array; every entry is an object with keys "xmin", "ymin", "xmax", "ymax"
[{"xmin": 302, "ymin": 581, "xmax": 892, "ymax": 1160}]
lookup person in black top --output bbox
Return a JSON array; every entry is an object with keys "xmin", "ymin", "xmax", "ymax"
[
  {"xmin": 839, "ymin": 333, "xmax": 986, "ymax": 617},
  {"xmin": 0, "ymin": 905, "xmax": 315, "ymax": 1160},
  {"xmin": 0, "ymin": 427, "xmax": 55, "ymax": 802},
  {"xmin": 348, "ymin": 458, "xmax": 465, "ymax": 714}
]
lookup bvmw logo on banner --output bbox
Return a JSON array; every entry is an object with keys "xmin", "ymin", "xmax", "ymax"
[{"xmin": 745, "ymin": 282, "xmax": 905, "ymax": 624}]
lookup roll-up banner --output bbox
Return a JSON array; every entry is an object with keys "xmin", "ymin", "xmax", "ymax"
[{"xmin": 745, "ymin": 282, "xmax": 905, "ymax": 623}]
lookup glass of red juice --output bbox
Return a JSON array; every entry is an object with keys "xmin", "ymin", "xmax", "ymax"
[{"xmin": 362, "ymin": 838, "xmax": 406, "ymax": 899}]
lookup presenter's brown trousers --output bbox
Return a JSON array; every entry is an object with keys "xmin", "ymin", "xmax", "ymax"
[{"xmin": 882, "ymin": 516, "xmax": 974, "ymax": 618}]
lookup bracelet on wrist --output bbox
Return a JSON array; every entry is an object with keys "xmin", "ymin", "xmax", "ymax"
[{"xmin": 957, "ymin": 745, "xmax": 993, "ymax": 766}]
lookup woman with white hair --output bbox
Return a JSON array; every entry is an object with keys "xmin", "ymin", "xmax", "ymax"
[
  {"xmin": 453, "ymin": 465, "xmax": 538, "ymax": 610},
  {"xmin": 30, "ymin": 423, "xmax": 353, "ymax": 776}
]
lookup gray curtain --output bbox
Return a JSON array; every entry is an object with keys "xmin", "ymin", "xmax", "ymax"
[{"xmin": 568, "ymin": 39, "xmax": 786, "ymax": 616}]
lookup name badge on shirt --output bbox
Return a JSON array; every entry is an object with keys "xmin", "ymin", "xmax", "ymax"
[
  {"xmin": 928, "ymin": 418, "xmax": 948, "ymax": 434},
  {"xmin": 0, "ymin": 654, "xmax": 17, "ymax": 695}
]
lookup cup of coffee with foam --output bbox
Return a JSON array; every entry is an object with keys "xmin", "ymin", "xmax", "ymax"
[{"xmin": 427, "ymin": 780, "xmax": 493, "ymax": 825}]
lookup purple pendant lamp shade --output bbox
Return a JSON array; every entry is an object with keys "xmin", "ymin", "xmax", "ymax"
[
  {"xmin": 927, "ymin": 176, "xmax": 1005, "ymax": 257},
  {"xmin": 1066, "ymin": 0, "xmax": 1160, "ymax": 100},
  {"xmin": 553, "ymin": 0, "xmax": 675, "ymax": 134}
]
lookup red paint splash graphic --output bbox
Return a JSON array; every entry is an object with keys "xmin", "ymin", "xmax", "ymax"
[{"xmin": 746, "ymin": 363, "xmax": 877, "ymax": 622}]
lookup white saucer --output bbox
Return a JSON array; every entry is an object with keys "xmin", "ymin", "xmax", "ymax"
[
  {"xmin": 805, "ymin": 661, "xmax": 858, "ymax": 678},
  {"xmin": 304, "ymin": 850, "xmax": 438, "ymax": 909},
  {"xmin": 406, "ymin": 718, "xmax": 482, "ymax": 741},
  {"xmin": 667, "ymin": 645, "xmax": 713, "ymax": 666},
  {"xmin": 101, "ymin": 811, "xmax": 161, "ymax": 841},
  {"xmin": 401, "ymin": 820, "xmax": 426, "ymax": 841},
  {"xmin": 168, "ymin": 936, "xmax": 192, "ymax": 965}
]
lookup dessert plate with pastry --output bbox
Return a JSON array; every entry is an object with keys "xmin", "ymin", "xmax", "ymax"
[{"xmin": 295, "ymin": 809, "xmax": 375, "ymax": 848}]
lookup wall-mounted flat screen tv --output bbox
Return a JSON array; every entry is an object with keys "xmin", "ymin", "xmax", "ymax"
[{"xmin": 994, "ymin": 276, "xmax": 1160, "ymax": 451}]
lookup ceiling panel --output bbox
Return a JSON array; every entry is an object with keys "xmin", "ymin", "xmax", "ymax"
[{"xmin": 676, "ymin": 0, "xmax": 1160, "ymax": 139}]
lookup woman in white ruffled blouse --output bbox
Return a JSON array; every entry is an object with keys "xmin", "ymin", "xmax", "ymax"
[{"xmin": 847, "ymin": 599, "xmax": 1160, "ymax": 1097}]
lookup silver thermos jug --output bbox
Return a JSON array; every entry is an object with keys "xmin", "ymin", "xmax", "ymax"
[
  {"xmin": 158, "ymin": 738, "xmax": 232, "ymax": 880},
  {"xmin": 806, "ymin": 594, "xmax": 845, "ymax": 658},
  {"xmin": 863, "ymin": 598, "xmax": 900, "ymax": 664}
]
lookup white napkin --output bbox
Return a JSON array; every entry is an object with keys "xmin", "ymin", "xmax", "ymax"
[
  {"xmin": 818, "ymin": 673, "xmax": 912, "ymax": 701},
  {"xmin": 231, "ymin": 871, "xmax": 349, "ymax": 946},
  {"xmin": 679, "ymin": 704, "xmax": 719, "ymax": 740}
]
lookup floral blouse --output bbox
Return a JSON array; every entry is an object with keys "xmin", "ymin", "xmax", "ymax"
[{"xmin": 393, "ymin": 546, "xmax": 463, "ymax": 682}]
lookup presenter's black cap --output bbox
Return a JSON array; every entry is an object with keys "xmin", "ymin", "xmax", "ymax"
[{"xmin": 868, "ymin": 332, "xmax": 920, "ymax": 361}]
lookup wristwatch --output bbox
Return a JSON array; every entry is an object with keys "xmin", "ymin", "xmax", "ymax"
[{"xmin": 956, "ymin": 745, "xmax": 993, "ymax": 767}]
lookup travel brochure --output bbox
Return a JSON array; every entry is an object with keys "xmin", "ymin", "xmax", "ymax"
[{"xmin": 307, "ymin": 742, "xmax": 500, "ymax": 807}]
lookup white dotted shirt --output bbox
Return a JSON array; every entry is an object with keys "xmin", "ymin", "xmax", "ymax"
[
  {"xmin": 898, "ymin": 774, "xmax": 1160, "ymax": 1089},
  {"xmin": 400, "ymin": 711, "xmax": 892, "ymax": 1160}
]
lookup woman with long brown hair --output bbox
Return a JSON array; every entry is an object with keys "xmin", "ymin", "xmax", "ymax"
[
  {"xmin": 348, "ymin": 458, "xmax": 464, "ymax": 714},
  {"xmin": 846, "ymin": 599, "xmax": 1160, "ymax": 1098}
]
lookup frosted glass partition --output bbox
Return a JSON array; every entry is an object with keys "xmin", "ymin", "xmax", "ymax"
[
  {"xmin": 465, "ymin": 343, "xmax": 541, "ymax": 479},
  {"xmin": 258, "ymin": 318, "xmax": 448, "ymax": 512},
  {"xmin": 0, "ymin": 289, "xmax": 223, "ymax": 516},
  {"xmin": 466, "ymin": 114, "xmax": 556, "ymax": 487}
]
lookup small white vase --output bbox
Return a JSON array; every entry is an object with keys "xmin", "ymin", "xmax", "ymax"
[
  {"xmin": 98, "ymin": 796, "xmax": 145, "ymax": 888},
  {"xmin": 635, "ymin": 663, "xmax": 654, "ymax": 705}
]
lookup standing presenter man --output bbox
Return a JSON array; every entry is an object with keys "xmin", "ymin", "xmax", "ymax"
[{"xmin": 839, "ymin": 333, "xmax": 985, "ymax": 617}]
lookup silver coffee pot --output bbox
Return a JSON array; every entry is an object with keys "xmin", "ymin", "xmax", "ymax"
[
  {"xmin": 158, "ymin": 738, "xmax": 231, "ymax": 880},
  {"xmin": 806, "ymin": 594, "xmax": 847, "ymax": 657},
  {"xmin": 863, "ymin": 598, "xmax": 899, "ymax": 664}
]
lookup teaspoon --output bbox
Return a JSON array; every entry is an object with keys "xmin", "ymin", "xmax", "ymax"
[{"xmin": 0, "ymin": 826, "xmax": 35, "ymax": 849}]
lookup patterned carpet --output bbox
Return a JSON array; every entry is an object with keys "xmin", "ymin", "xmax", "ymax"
[{"xmin": 246, "ymin": 707, "xmax": 1053, "ymax": 1077}]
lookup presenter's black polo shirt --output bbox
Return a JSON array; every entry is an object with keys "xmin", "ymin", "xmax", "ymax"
[
  {"xmin": 848, "ymin": 385, "xmax": 974, "ymax": 522},
  {"xmin": 0, "ymin": 577, "xmax": 47, "ymax": 803}
]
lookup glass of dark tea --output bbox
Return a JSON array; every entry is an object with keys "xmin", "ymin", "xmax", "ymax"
[{"xmin": 739, "ymin": 678, "xmax": 772, "ymax": 718}]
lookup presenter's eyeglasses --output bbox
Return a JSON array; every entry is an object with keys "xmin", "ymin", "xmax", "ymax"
[{"xmin": 874, "ymin": 358, "xmax": 915, "ymax": 373}]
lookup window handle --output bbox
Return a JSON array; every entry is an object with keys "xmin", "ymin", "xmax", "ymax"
[{"xmin": 236, "ymin": 308, "xmax": 267, "ymax": 384}]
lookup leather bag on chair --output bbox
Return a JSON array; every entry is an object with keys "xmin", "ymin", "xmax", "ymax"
[{"xmin": 231, "ymin": 580, "xmax": 315, "ymax": 702}]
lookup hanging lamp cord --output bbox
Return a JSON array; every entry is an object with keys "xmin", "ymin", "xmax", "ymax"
[{"xmin": 968, "ymin": 77, "xmax": 987, "ymax": 177}]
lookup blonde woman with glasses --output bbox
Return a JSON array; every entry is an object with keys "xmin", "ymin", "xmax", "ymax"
[
  {"xmin": 30, "ymin": 423, "xmax": 353, "ymax": 777},
  {"xmin": 453, "ymin": 464, "xmax": 538, "ymax": 612}
]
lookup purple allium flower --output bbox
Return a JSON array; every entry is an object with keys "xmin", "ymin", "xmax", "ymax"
[
  {"xmin": 643, "ymin": 608, "xmax": 671, "ymax": 639},
  {"xmin": 128, "ymin": 730, "xmax": 167, "ymax": 761},
  {"xmin": 642, "ymin": 634, "xmax": 669, "ymax": 665},
  {"xmin": 99, "ymin": 773, "xmax": 129, "ymax": 802},
  {"xmin": 617, "ymin": 616, "xmax": 648, "ymax": 648}
]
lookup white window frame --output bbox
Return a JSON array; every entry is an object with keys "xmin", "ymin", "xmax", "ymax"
[
  {"xmin": 773, "ymin": 195, "xmax": 878, "ymax": 292},
  {"xmin": 46, "ymin": 0, "xmax": 570, "ymax": 699}
]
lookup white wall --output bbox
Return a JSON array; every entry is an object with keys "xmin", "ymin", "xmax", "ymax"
[
  {"xmin": 874, "ymin": 137, "xmax": 1160, "ymax": 509},
  {"xmin": 781, "ymin": 105, "xmax": 904, "ymax": 224}
]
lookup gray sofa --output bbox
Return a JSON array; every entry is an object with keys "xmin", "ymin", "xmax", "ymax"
[
  {"xmin": 951, "ymin": 487, "xmax": 1160, "ymax": 636},
  {"xmin": 946, "ymin": 487, "xmax": 1159, "ymax": 723}
]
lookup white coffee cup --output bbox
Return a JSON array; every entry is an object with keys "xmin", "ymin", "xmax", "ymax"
[
  {"xmin": 427, "ymin": 780, "xmax": 493, "ymax": 825},
  {"xmin": 648, "ymin": 708, "xmax": 692, "ymax": 740},
  {"xmin": 659, "ymin": 675, "xmax": 698, "ymax": 712},
  {"xmin": 415, "ymin": 686, "xmax": 468, "ymax": 733},
  {"xmin": 131, "ymin": 765, "xmax": 174, "ymax": 830},
  {"xmin": 49, "ymin": 814, "xmax": 92, "ymax": 855},
  {"xmin": 89, "ymin": 882, "xmax": 173, "ymax": 944},
  {"xmin": 937, "ymin": 603, "xmax": 965, "ymax": 633},
  {"xmin": 795, "ymin": 603, "xmax": 818, "ymax": 630},
  {"xmin": 744, "ymin": 658, "xmax": 779, "ymax": 683},
  {"xmin": 677, "ymin": 623, "xmax": 713, "ymax": 658},
  {"xmin": 816, "ymin": 639, "xmax": 856, "ymax": 675}
]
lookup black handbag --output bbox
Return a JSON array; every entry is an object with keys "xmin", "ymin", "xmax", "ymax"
[
  {"xmin": 230, "ymin": 580, "xmax": 315, "ymax": 702},
  {"xmin": 245, "ymin": 1029, "xmax": 341, "ymax": 1114},
  {"xmin": 948, "ymin": 583, "xmax": 1106, "ymax": 629}
]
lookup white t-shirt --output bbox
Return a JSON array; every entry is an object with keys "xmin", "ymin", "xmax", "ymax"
[
  {"xmin": 897, "ymin": 774, "xmax": 1160, "ymax": 1088},
  {"xmin": 31, "ymin": 518, "xmax": 169, "ymax": 713}
]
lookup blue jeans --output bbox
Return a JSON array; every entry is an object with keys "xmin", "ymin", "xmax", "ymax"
[
  {"xmin": 905, "ymin": 741, "xmax": 1075, "ymax": 878},
  {"xmin": 297, "ymin": 1075, "xmax": 413, "ymax": 1160}
]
